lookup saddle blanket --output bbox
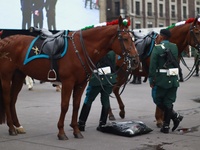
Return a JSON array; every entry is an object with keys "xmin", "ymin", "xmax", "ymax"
[{"xmin": 23, "ymin": 30, "xmax": 68, "ymax": 65}]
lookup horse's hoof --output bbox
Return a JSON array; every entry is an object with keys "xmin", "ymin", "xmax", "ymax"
[
  {"xmin": 57, "ymin": 134, "xmax": 69, "ymax": 140},
  {"xmin": 16, "ymin": 126, "xmax": 26, "ymax": 134},
  {"xmin": 9, "ymin": 129, "xmax": 18, "ymax": 136},
  {"xmin": 74, "ymin": 132, "xmax": 84, "ymax": 139},
  {"xmin": 109, "ymin": 114, "xmax": 116, "ymax": 120},
  {"xmin": 156, "ymin": 122, "xmax": 163, "ymax": 128},
  {"xmin": 119, "ymin": 111, "xmax": 125, "ymax": 119}
]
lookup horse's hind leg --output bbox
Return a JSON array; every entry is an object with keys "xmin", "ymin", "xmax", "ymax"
[
  {"xmin": 0, "ymin": 79, "xmax": 6, "ymax": 124},
  {"xmin": 10, "ymin": 71, "xmax": 26, "ymax": 134},
  {"xmin": 1, "ymin": 75, "xmax": 17, "ymax": 135}
]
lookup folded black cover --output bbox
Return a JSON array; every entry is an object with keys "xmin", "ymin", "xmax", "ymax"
[{"xmin": 99, "ymin": 121, "xmax": 153, "ymax": 137}]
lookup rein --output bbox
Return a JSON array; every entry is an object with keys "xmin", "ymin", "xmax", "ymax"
[
  {"xmin": 181, "ymin": 23, "xmax": 200, "ymax": 81},
  {"xmin": 68, "ymin": 31, "xmax": 91, "ymax": 81},
  {"xmin": 182, "ymin": 55, "xmax": 199, "ymax": 81},
  {"xmin": 93, "ymin": 28, "xmax": 136, "ymax": 97},
  {"xmin": 68, "ymin": 26, "xmax": 138, "ymax": 97}
]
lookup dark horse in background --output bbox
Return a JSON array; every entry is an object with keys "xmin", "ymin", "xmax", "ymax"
[
  {"xmin": 109, "ymin": 17, "xmax": 200, "ymax": 127},
  {"xmin": 0, "ymin": 16, "xmax": 139, "ymax": 140}
]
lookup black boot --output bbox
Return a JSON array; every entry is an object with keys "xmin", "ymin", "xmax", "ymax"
[
  {"xmin": 78, "ymin": 104, "xmax": 91, "ymax": 131},
  {"xmin": 137, "ymin": 76, "xmax": 142, "ymax": 84},
  {"xmin": 96, "ymin": 106, "xmax": 109, "ymax": 131},
  {"xmin": 130, "ymin": 76, "xmax": 136, "ymax": 84},
  {"xmin": 160, "ymin": 107, "xmax": 172, "ymax": 134},
  {"xmin": 171, "ymin": 110, "xmax": 183, "ymax": 131}
]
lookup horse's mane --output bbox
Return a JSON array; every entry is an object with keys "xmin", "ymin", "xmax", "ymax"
[
  {"xmin": 81, "ymin": 18, "xmax": 131, "ymax": 31},
  {"xmin": 166, "ymin": 18, "xmax": 200, "ymax": 30}
]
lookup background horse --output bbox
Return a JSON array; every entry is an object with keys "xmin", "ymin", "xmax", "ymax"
[
  {"xmin": 0, "ymin": 16, "xmax": 139, "ymax": 140},
  {"xmin": 109, "ymin": 17, "xmax": 200, "ymax": 127}
]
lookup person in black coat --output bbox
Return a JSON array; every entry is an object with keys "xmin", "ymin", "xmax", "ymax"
[
  {"xmin": 32, "ymin": 0, "xmax": 45, "ymax": 28},
  {"xmin": 20, "ymin": 0, "xmax": 32, "ymax": 29},
  {"xmin": 45, "ymin": 0, "xmax": 57, "ymax": 30}
]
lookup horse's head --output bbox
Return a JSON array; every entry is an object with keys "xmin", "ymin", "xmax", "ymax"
[
  {"xmin": 111, "ymin": 16, "xmax": 139, "ymax": 71},
  {"xmin": 189, "ymin": 17, "xmax": 200, "ymax": 51}
]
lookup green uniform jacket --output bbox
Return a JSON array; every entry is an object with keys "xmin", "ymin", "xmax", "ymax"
[
  {"xmin": 89, "ymin": 51, "xmax": 117, "ymax": 86},
  {"xmin": 149, "ymin": 40, "xmax": 179, "ymax": 89}
]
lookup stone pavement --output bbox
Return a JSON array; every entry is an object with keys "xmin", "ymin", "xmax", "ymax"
[{"xmin": 0, "ymin": 57, "xmax": 199, "ymax": 150}]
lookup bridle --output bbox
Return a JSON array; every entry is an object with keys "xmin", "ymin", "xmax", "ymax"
[
  {"xmin": 115, "ymin": 28, "xmax": 139, "ymax": 72},
  {"xmin": 190, "ymin": 23, "xmax": 200, "ymax": 52},
  {"xmin": 69, "ymin": 26, "xmax": 139, "ymax": 84},
  {"xmin": 182, "ymin": 23, "xmax": 200, "ymax": 81}
]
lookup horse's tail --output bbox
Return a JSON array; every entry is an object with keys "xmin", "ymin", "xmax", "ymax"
[{"xmin": 0, "ymin": 79, "xmax": 6, "ymax": 124}]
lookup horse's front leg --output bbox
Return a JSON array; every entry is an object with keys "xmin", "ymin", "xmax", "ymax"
[
  {"xmin": 57, "ymin": 82, "xmax": 72, "ymax": 140},
  {"xmin": 10, "ymin": 72, "xmax": 26, "ymax": 134},
  {"xmin": 113, "ymin": 83, "xmax": 125, "ymax": 119},
  {"xmin": 108, "ymin": 106, "xmax": 116, "ymax": 120},
  {"xmin": 70, "ymin": 83, "xmax": 87, "ymax": 139},
  {"xmin": 1, "ymin": 77, "xmax": 17, "ymax": 135}
]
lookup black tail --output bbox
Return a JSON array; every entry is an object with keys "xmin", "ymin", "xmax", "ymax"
[{"xmin": 0, "ymin": 79, "xmax": 6, "ymax": 124}]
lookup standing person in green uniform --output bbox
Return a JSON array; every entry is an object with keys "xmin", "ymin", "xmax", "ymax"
[
  {"xmin": 192, "ymin": 47, "xmax": 199, "ymax": 76},
  {"xmin": 149, "ymin": 29, "xmax": 183, "ymax": 134},
  {"xmin": 78, "ymin": 51, "xmax": 117, "ymax": 132}
]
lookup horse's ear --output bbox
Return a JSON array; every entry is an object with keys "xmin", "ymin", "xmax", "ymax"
[
  {"xmin": 118, "ymin": 16, "xmax": 123, "ymax": 27},
  {"xmin": 192, "ymin": 16, "xmax": 199, "ymax": 26}
]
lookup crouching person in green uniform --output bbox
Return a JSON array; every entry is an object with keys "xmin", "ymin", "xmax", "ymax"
[
  {"xmin": 149, "ymin": 29, "xmax": 183, "ymax": 133},
  {"xmin": 78, "ymin": 51, "xmax": 117, "ymax": 131}
]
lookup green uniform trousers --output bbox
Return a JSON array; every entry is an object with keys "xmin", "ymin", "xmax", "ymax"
[
  {"xmin": 83, "ymin": 85, "xmax": 112, "ymax": 109},
  {"xmin": 152, "ymin": 86, "xmax": 177, "ymax": 108}
]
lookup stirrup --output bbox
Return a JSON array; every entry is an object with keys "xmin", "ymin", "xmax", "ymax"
[{"xmin": 47, "ymin": 69, "xmax": 57, "ymax": 81}]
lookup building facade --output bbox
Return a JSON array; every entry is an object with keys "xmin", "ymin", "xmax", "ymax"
[{"xmin": 99, "ymin": 0, "xmax": 200, "ymax": 30}]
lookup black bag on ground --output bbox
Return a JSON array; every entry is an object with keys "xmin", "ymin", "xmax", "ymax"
[{"xmin": 99, "ymin": 121, "xmax": 153, "ymax": 137}]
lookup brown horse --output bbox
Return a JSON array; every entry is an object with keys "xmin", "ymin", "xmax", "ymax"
[
  {"xmin": 0, "ymin": 16, "xmax": 139, "ymax": 140},
  {"xmin": 110, "ymin": 17, "xmax": 200, "ymax": 127}
]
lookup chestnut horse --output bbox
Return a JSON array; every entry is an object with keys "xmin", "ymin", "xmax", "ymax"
[
  {"xmin": 0, "ymin": 16, "xmax": 139, "ymax": 140},
  {"xmin": 110, "ymin": 17, "xmax": 200, "ymax": 127}
]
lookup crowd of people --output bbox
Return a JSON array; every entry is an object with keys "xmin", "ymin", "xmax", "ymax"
[
  {"xmin": 84, "ymin": 0, "xmax": 99, "ymax": 9},
  {"xmin": 20, "ymin": 0, "xmax": 57, "ymax": 30}
]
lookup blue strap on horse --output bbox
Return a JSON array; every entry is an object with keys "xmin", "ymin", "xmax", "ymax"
[
  {"xmin": 133, "ymin": 31, "xmax": 158, "ymax": 82},
  {"xmin": 24, "ymin": 27, "xmax": 68, "ymax": 81},
  {"xmin": 134, "ymin": 31, "xmax": 158, "ymax": 59}
]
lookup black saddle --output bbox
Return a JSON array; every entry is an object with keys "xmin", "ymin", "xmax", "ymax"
[
  {"xmin": 30, "ymin": 27, "xmax": 65, "ymax": 59},
  {"xmin": 29, "ymin": 27, "xmax": 67, "ymax": 81},
  {"xmin": 133, "ymin": 31, "xmax": 157, "ymax": 58}
]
